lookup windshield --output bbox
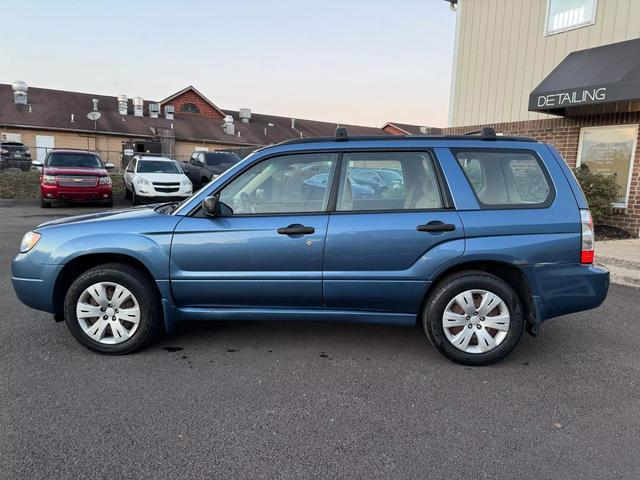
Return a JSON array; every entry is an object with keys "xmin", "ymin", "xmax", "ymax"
[
  {"xmin": 137, "ymin": 160, "xmax": 181, "ymax": 174},
  {"xmin": 47, "ymin": 153, "xmax": 102, "ymax": 168},
  {"xmin": 205, "ymin": 153, "xmax": 240, "ymax": 166}
]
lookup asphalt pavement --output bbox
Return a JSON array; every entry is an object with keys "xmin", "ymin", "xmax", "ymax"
[{"xmin": 1, "ymin": 200, "xmax": 639, "ymax": 480}]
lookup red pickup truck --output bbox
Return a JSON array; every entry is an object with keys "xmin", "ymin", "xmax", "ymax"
[{"xmin": 33, "ymin": 149, "xmax": 114, "ymax": 208}]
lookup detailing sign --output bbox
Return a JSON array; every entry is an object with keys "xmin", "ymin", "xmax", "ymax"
[{"xmin": 536, "ymin": 87, "xmax": 607, "ymax": 108}]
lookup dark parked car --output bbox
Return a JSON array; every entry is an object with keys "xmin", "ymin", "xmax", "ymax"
[
  {"xmin": 32, "ymin": 149, "xmax": 114, "ymax": 208},
  {"xmin": 0, "ymin": 141, "xmax": 32, "ymax": 171},
  {"xmin": 349, "ymin": 167, "xmax": 404, "ymax": 195},
  {"xmin": 12, "ymin": 128, "xmax": 609, "ymax": 365},
  {"xmin": 181, "ymin": 151, "xmax": 241, "ymax": 188}
]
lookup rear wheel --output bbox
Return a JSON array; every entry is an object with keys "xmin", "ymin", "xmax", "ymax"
[
  {"xmin": 131, "ymin": 188, "xmax": 139, "ymax": 206},
  {"xmin": 63, "ymin": 263, "xmax": 161, "ymax": 354},
  {"xmin": 423, "ymin": 271, "xmax": 524, "ymax": 366},
  {"xmin": 40, "ymin": 197, "xmax": 51, "ymax": 208}
]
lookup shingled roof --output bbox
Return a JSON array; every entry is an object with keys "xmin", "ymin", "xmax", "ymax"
[{"xmin": 0, "ymin": 84, "xmax": 388, "ymax": 146}]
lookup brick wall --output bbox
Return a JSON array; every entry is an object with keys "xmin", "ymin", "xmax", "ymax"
[
  {"xmin": 442, "ymin": 113, "xmax": 640, "ymax": 236},
  {"xmin": 163, "ymin": 91, "xmax": 224, "ymax": 119}
]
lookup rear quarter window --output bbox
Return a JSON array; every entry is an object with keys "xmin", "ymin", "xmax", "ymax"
[{"xmin": 454, "ymin": 149, "xmax": 553, "ymax": 208}]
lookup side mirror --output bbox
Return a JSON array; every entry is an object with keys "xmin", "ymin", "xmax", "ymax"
[
  {"xmin": 104, "ymin": 162, "xmax": 114, "ymax": 170},
  {"xmin": 31, "ymin": 160, "xmax": 43, "ymax": 167},
  {"xmin": 202, "ymin": 195, "xmax": 219, "ymax": 216}
]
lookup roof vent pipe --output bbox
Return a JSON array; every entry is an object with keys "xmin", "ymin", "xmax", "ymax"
[
  {"xmin": 12, "ymin": 80, "xmax": 28, "ymax": 105},
  {"xmin": 117, "ymin": 94, "xmax": 128, "ymax": 115},
  {"xmin": 133, "ymin": 97, "xmax": 144, "ymax": 117},
  {"xmin": 70, "ymin": 114, "xmax": 75, "ymax": 123},
  {"xmin": 291, "ymin": 118, "xmax": 296, "ymax": 129},
  {"xmin": 92, "ymin": 98, "xmax": 99, "ymax": 111},
  {"xmin": 239, "ymin": 108, "xmax": 251, "ymax": 123},
  {"xmin": 222, "ymin": 115, "xmax": 235, "ymax": 135}
]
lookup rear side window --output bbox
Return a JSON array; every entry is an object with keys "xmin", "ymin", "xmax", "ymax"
[
  {"xmin": 336, "ymin": 151, "xmax": 442, "ymax": 211},
  {"xmin": 454, "ymin": 149, "xmax": 553, "ymax": 207}
]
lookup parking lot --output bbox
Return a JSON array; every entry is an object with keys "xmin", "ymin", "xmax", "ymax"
[{"xmin": 1, "ymin": 200, "xmax": 639, "ymax": 480}]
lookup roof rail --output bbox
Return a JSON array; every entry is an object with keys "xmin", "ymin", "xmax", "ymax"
[
  {"xmin": 335, "ymin": 127, "xmax": 348, "ymax": 141},
  {"xmin": 463, "ymin": 127, "xmax": 497, "ymax": 140},
  {"xmin": 275, "ymin": 127, "xmax": 537, "ymax": 146}
]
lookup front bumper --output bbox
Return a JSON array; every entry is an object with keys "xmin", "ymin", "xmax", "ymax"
[
  {"xmin": 41, "ymin": 183, "xmax": 112, "ymax": 202},
  {"xmin": 11, "ymin": 252, "xmax": 60, "ymax": 313}
]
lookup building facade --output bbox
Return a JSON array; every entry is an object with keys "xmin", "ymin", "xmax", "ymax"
[
  {"xmin": 445, "ymin": 0, "xmax": 640, "ymax": 236},
  {"xmin": 0, "ymin": 83, "xmax": 387, "ymax": 168}
]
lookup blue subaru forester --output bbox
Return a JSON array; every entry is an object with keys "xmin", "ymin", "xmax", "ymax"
[{"xmin": 12, "ymin": 128, "xmax": 609, "ymax": 365}]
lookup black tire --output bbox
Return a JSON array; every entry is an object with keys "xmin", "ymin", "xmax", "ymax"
[
  {"xmin": 131, "ymin": 188, "xmax": 138, "ymax": 206},
  {"xmin": 40, "ymin": 197, "xmax": 51, "ymax": 208},
  {"xmin": 63, "ymin": 263, "xmax": 161, "ymax": 354},
  {"xmin": 124, "ymin": 184, "xmax": 131, "ymax": 199},
  {"xmin": 102, "ymin": 198, "xmax": 113, "ymax": 208},
  {"xmin": 201, "ymin": 176, "xmax": 209, "ymax": 186},
  {"xmin": 422, "ymin": 270, "xmax": 524, "ymax": 366}
]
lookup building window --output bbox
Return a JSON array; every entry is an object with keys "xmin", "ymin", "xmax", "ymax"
[
  {"xmin": 181, "ymin": 102, "xmax": 200, "ymax": 114},
  {"xmin": 577, "ymin": 125, "xmax": 638, "ymax": 207},
  {"xmin": 545, "ymin": 0, "xmax": 597, "ymax": 35}
]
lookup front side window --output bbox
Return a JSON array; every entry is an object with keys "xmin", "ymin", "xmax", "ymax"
[
  {"xmin": 46, "ymin": 153, "xmax": 102, "ymax": 168},
  {"xmin": 336, "ymin": 151, "xmax": 442, "ymax": 211},
  {"xmin": 218, "ymin": 153, "xmax": 337, "ymax": 215},
  {"xmin": 545, "ymin": 0, "xmax": 597, "ymax": 35},
  {"xmin": 455, "ymin": 150, "xmax": 552, "ymax": 207},
  {"xmin": 577, "ymin": 125, "xmax": 638, "ymax": 206}
]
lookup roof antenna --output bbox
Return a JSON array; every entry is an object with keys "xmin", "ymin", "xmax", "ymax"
[{"xmin": 335, "ymin": 127, "xmax": 348, "ymax": 141}]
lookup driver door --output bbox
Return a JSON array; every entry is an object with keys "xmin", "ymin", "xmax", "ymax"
[{"xmin": 170, "ymin": 152, "xmax": 338, "ymax": 308}]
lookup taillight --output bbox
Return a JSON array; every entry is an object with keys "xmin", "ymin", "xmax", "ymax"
[{"xmin": 580, "ymin": 209, "xmax": 594, "ymax": 264}]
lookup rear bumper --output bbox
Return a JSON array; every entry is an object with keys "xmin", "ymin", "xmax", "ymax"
[
  {"xmin": 41, "ymin": 183, "xmax": 112, "ymax": 202},
  {"xmin": 528, "ymin": 263, "xmax": 609, "ymax": 323}
]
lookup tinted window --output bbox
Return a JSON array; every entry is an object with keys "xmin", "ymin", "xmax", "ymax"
[
  {"xmin": 337, "ymin": 151, "xmax": 442, "ymax": 211},
  {"xmin": 137, "ymin": 160, "xmax": 181, "ymax": 173},
  {"xmin": 455, "ymin": 150, "xmax": 552, "ymax": 207},
  {"xmin": 218, "ymin": 153, "xmax": 337, "ymax": 214},
  {"xmin": 47, "ymin": 153, "xmax": 102, "ymax": 168}
]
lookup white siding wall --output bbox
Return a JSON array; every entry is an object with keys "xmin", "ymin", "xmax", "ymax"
[{"xmin": 449, "ymin": 0, "xmax": 640, "ymax": 126}]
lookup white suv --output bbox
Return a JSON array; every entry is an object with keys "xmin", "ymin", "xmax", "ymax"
[{"xmin": 124, "ymin": 156, "xmax": 192, "ymax": 205}]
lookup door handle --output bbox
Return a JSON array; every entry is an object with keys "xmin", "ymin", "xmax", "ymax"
[
  {"xmin": 277, "ymin": 224, "xmax": 315, "ymax": 235},
  {"xmin": 416, "ymin": 223, "xmax": 456, "ymax": 232}
]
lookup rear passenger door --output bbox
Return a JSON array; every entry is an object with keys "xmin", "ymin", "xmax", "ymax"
[{"xmin": 323, "ymin": 150, "xmax": 464, "ymax": 314}]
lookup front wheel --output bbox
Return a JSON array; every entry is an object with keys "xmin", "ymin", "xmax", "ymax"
[
  {"xmin": 63, "ymin": 263, "xmax": 161, "ymax": 354},
  {"xmin": 423, "ymin": 271, "xmax": 524, "ymax": 366},
  {"xmin": 40, "ymin": 197, "xmax": 51, "ymax": 208}
]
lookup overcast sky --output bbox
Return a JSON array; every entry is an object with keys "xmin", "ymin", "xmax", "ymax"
[{"xmin": 3, "ymin": 0, "xmax": 456, "ymax": 127}]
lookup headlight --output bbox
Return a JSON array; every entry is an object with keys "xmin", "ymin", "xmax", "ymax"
[
  {"xmin": 98, "ymin": 176, "xmax": 112, "ymax": 185},
  {"xmin": 42, "ymin": 174, "xmax": 57, "ymax": 185},
  {"xmin": 20, "ymin": 231, "xmax": 41, "ymax": 253},
  {"xmin": 136, "ymin": 177, "xmax": 151, "ymax": 185},
  {"xmin": 181, "ymin": 178, "xmax": 192, "ymax": 187}
]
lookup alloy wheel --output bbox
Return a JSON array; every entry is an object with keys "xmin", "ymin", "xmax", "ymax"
[{"xmin": 442, "ymin": 289, "xmax": 510, "ymax": 354}]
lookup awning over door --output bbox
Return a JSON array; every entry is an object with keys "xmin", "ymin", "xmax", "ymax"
[{"xmin": 529, "ymin": 38, "xmax": 640, "ymax": 116}]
